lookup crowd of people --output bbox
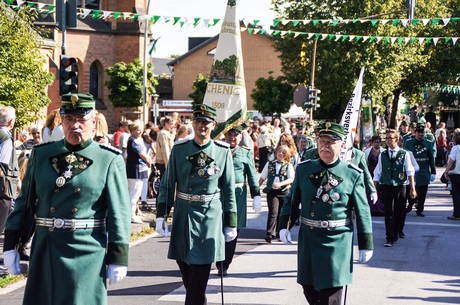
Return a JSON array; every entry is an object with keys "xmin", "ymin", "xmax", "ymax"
[{"xmin": 1, "ymin": 94, "xmax": 460, "ymax": 305}]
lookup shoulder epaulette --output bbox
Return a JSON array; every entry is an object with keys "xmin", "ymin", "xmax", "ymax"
[
  {"xmin": 241, "ymin": 145, "xmax": 251, "ymax": 150},
  {"xmin": 297, "ymin": 159, "xmax": 311, "ymax": 166},
  {"xmin": 99, "ymin": 143, "xmax": 122, "ymax": 154},
  {"xmin": 214, "ymin": 140, "xmax": 230, "ymax": 148},
  {"xmin": 348, "ymin": 162, "xmax": 363, "ymax": 173},
  {"xmin": 34, "ymin": 141, "xmax": 54, "ymax": 148},
  {"xmin": 174, "ymin": 138, "xmax": 190, "ymax": 145}
]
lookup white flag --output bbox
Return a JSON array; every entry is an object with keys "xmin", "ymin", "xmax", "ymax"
[
  {"xmin": 340, "ymin": 67, "xmax": 365, "ymax": 161},
  {"xmin": 203, "ymin": 0, "xmax": 247, "ymax": 139}
]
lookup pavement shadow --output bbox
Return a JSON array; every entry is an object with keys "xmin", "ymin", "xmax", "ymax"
[{"xmin": 108, "ymin": 281, "xmax": 184, "ymax": 296}]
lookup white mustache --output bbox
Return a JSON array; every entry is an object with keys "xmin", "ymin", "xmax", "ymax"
[{"xmin": 320, "ymin": 148, "xmax": 331, "ymax": 153}]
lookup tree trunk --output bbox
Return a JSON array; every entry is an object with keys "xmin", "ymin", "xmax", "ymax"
[{"xmin": 389, "ymin": 88, "xmax": 402, "ymax": 129}]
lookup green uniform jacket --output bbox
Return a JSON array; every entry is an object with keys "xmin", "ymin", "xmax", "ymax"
[
  {"xmin": 157, "ymin": 139, "xmax": 237, "ymax": 264},
  {"xmin": 280, "ymin": 158, "xmax": 373, "ymax": 290},
  {"xmin": 351, "ymin": 148, "xmax": 377, "ymax": 194},
  {"xmin": 231, "ymin": 146, "xmax": 260, "ymax": 228},
  {"xmin": 4, "ymin": 139, "xmax": 131, "ymax": 305},
  {"xmin": 404, "ymin": 138, "xmax": 436, "ymax": 186}
]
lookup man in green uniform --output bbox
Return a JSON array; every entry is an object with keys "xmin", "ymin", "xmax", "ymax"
[
  {"xmin": 217, "ymin": 125, "xmax": 261, "ymax": 276},
  {"xmin": 403, "ymin": 123, "xmax": 436, "ymax": 217},
  {"xmin": 279, "ymin": 122, "xmax": 374, "ymax": 305},
  {"xmin": 3, "ymin": 93, "xmax": 131, "ymax": 305},
  {"xmin": 155, "ymin": 104, "xmax": 237, "ymax": 305}
]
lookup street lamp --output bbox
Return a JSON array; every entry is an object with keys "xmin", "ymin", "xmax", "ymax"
[{"xmin": 152, "ymin": 93, "xmax": 159, "ymax": 126}]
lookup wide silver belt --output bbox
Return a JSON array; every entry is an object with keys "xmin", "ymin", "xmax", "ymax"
[
  {"xmin": 35, "ymin": 217, "xmax": 106, "ymax": 230},
  {"xmin": 176, "ymin": 191, "xmax": 220, "ymax": 202},
  {"xmin": 301, "ymin": 216, "xmax": 351, "ymax": 229},
  {"xmin": 235, "ymin": 182, "xmax": 245, "ymax": 188}
]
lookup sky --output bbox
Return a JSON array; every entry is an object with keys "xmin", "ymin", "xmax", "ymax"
[{"xmin": 148, "ymin": 0, "xmax": 276, "ymax": 58}]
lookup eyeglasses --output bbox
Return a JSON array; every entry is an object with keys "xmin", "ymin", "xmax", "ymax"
[
  {"xmin": 32, "ymin": 132, "xmax": 40, "ymax": 135},
  {"xmin": 63, "ymin": 115, "xmax": 92, "ymax": 124},
  {"xmin": 385, "ymin": 137, "xmax": 396, "ymax": 140}
]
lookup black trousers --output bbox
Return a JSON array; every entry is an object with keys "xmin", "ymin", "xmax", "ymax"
[
  {"xmin": 155, "ymin": 163, "xmax": 166, "ymax": 178},
  {"xmin": 0, "ymin": 198, "xmax": 12, "ymax": 234},
  {"xmin": 302, "ymin": 285, "xmax": 343, "ymax": 305},
  {"xmin": 176, "ymin": 260, "xmax": 211, "ymax": 305},
  {"xmin": 218, "ymin": 229, "xmax": 240, "ymax": 271},
  {"xmin": 258, "ymin": 146, "xmax": 269, "ymax": 172},
  {"xmin": 381, "ymin": 184, "xmax": 406, "ymax": 243},
  {"xmin": 407, "ymin": 184, "xmax": 428, "ymax": 213},
  {"xmin": 266, "ymin": 190, "xmax": 286, "ymax": 237}
]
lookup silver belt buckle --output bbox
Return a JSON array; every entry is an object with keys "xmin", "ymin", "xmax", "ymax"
[
  {"xmin": 53, "ymin": 218, "xmax": 65, "ymax": 229},
  {"xmin": 320, "ymin": 220, "xmax": 329, "ymax": 228},
  {"xmin": 191, "ymin": 195, "xmax": 200, "ymax": 201}
]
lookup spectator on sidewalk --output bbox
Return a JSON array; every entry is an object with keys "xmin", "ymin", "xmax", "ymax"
[
  {"xmin": 443, "ymin": 132, "xmax": 460, "ymax": 220},
  {"xmin": 155, "ymin": 116, "xmax": 174, "ymax": 178},
  {"xmin": 42, "ymin": 109, "xmax": 64, "ymax": 142},
  {"xmin": 126, "ymin": 120, "xmax": 152, "ymax": 224},
  {"xmin": 279, "ymin": 122, "xmax": 374, "ymax": 305}
]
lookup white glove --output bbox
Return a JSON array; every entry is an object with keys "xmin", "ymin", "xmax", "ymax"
[
  {"xmin": 107, "ymin": 264, "xmax": 128, "ymax": 285},
  {"xmin": 4, "ymin": 250, "xmax": 21, "ymax": 275},
  {"xmin": 155, "ymin": 217, "xmax": 169, "ymax": 237},
  {"xmin": 252, "ymin": 196, "xmax": 262, "ymax": 213},
  {"xmin": 224, "ymin": 227, "xmax": 237, "ymax": 242},
  {"xmin": 279, "ymin": 229, "xmax": 292, "ymax": 244},
  {"xmin": 358, "ymin": 250, "xmax": 373, "ymax": 263},
  {"xmin": 430, "ymin": 174, "xmax": 436, "ymax": 182},
  {"xmin": 370, "ymin": 192, "xmax": 378, "ymax": 205}
]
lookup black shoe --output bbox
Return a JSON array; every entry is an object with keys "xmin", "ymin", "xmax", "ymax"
[
  {"xmin": 398, "ymin": 231, "xmax": 405, "ymax": 238},
  {"xmin": 217, "ymin": 268, "xmax": 227, "ymax": 276},
  {"xmin": 384, "ymin": 241, "xmax": 393, "ymax": 247},
  {"xmin": 19, "ymin": 249, "xmax": 30, "ymax": 261},
  {"xmin": 265, "ymin": 235, "xmax": 272, "ymax": 243},
  {"xmin": 448, "ymin": 216, "xmax": 460, "ymax": 220},
  {"xmin": 416, "ymin": 212, "xmax": 425, "ymax": 217},
  {"xmin": 405, "ymin": 207, "xmax": 412, "ymax": 213}
]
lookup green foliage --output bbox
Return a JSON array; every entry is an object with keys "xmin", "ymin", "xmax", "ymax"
[
  {"xmin": 105, "ymin": 58, "xmax": 157, "ymax": 108},
  {"xmin": 189, "ymin": 73, "xmax": 210, "ymax": 107},
  {"xmin": 0, "ymin": 4, "xmax": 54, "ymax": 128},
  {"xmin": 271, "ymin": 0, "xmax": 460, "ymax": 122},
  {"xmin": 251, "ymin": 74, "xmax": 293, "ymax": 116}
]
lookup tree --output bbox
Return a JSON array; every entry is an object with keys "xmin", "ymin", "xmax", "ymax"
[
  {"xmin": 0, "ymin": 4, "xmax": 54, "ymax": 127},
  {"xmin": 271, "ymin": 0, "xmax": 459, "ymax": 126},
  {"xmin": 251, "ymin": 74, "xmax": 293, "ymax": 116},
  {"xmin": 188, "ymin": 73, "xmax": 210, "ymax": 107},
  {"xmin": 105, "ymin": 58, "xmax": 157, "ymax": 108}
]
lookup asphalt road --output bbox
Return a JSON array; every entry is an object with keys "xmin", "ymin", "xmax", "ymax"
[{"xmin": 2, "ymin": 168, "xmax": 460, "ymax": 304}]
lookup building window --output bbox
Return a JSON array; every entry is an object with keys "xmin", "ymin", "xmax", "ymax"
[
  {"xmin": 77, "ymin": 0, "xmax": 99, "ymax": 10},
  {"xmin": 89, "ymin": 62, "xmax": 100, "ymax": 99}
]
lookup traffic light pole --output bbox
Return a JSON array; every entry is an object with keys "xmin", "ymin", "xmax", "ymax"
[
  {"xmin": 309, "ymin": 38, "xmax": 318, "ymax": 122},
  {"xmin": 61, "ymin": 0, "xmax": 67, "ymax": 55}
]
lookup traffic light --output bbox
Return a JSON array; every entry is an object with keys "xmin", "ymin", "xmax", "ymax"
[
  {"xmin": 308, "ymin": 88, "xmax": 321, "ymax": 110},
  {"xmin": 59, "ymin": 55, "xmax": 78, "ymax": 95}
]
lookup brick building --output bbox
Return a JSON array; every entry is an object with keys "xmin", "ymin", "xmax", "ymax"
[
  {"xmin": 167, "ymin": 30, "xmax": 283, "ymax": 113},
  {"xmin": 38, "ymin": 0, "xmax": 149, "ymax": 131}
]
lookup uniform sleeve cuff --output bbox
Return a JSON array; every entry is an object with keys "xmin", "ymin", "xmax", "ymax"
[
  {"xmin": 3, "ymin": 230, "xmax": 21, "ymax": 252},
  {"xmin": 224, "ymin": 212, "xmax": 237, "ymax": 227},
  {"xmin": 358, "ymin": 233, "xmax": 374, "ymax": 250},
  {"xmin": 107, "ymin": 242, "xmax": 129, "ymax": 265}
]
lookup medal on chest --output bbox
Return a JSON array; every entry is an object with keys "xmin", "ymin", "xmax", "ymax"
[
  {"xmin": 187, "ymin": 151, "xmax": 219, "ymax": 179},
  {"xmin": 50, "ymin": 152, "xmax": 93, "ymax": 188}
]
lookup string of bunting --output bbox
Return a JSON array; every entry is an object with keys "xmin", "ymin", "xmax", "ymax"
[
  {"xmin": 4, "ymin": 0, "xmax": 460, "ymax": 46},
  {"xmin": 5, "ymin": 0, "xmax": 460, "ymax": 29},
  {"xmin": 242, "ymin": 27, "xmax": 460, "ymax": 46}
]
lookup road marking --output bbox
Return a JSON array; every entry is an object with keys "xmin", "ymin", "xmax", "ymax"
[{"xmin": 373, "ymin": 220, "xmax": 460, "ymax": 228}]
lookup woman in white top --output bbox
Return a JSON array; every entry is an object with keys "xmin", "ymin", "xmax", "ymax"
[
  {"xmin": 443, "ymin": 132, "xmax": 460, "ymax": 220},
  {"xmin": 42, "ymin": 109, "xmax": 64, "ymax": 142}
]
